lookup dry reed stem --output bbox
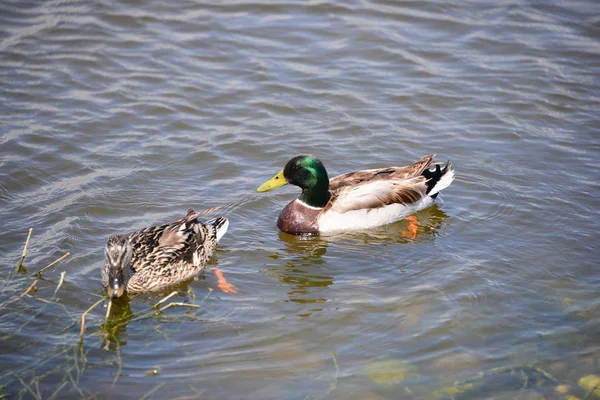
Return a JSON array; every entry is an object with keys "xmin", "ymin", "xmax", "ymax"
[
  {"xmin": 139, "ymin": 382, "xmax": 166, "ymax": 400},
  {"xmin": 20, "ymin": 280, "xmax": 38, "ymax": 297},
  {"xmin": 153, "ymin": 291, "xmax": 178, "ymax": 309},
  {"xmin": 22, "ymin": 229, "xmax": 32, "ymax": 257},
  {"xmin": 31, "ymin": 297, "xmax": 56, "ymax": 304},
  {"xmin": 105, "ymin": 299, "xmax": 112, "ymax": 319},
  {"xmin": 159, "ymin": 302, "xmax": 202, "ymax": 312},
  {"xmin": 123, "ymin": 302, "xmax": 207, "ymax": 325},
  {"xmin": 71, "ymin": 344, "xmax": 81, "ymax": 384},
  {"xmin": 67, "ymin": 369, "xmax": 85, "ymax": 398},
  {"xmin": 199, "ymin": 288, "xmax": 213, "ymax": 305},
  {"xmin": 16, "ymin": 376, "xmax": 40, "ymax": 400},
  {"xmin": 78, "ymin": 338, "xmax": 87, "ymax": 366},
  {"xmin": 97, "ymin": 291, "xmax": 212, "ymax": 333},
  {"xmin": 79, "ymin": 297, "xmax": 105, "ymax": 341},
  {"xmin": 36, "ymin": 252, "xmax": 70, "ymax": 276},
  {"xmin": 15, "ymin": 228, "xmax": 33, "ymax": 272},
  {"xmin": 54, "ymin": 271, "xmax": 66, "ymax": 296},
  {"xmin": 47, "ymin": 380, "xmax": 68, "ymax": 400}
]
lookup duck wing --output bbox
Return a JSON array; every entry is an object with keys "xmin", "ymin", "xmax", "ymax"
[
  {"xmin": 324, "ymin": 155, "xmax": 436, "ymax": 214},
  {"xmin": 325, "ymin": 177, "xmax": 428, "ymax": 214},
  {"xmin": 128, "ymin": 208, "xmax": 204, "ymax": 272},
  {"xmin": 328, "ymin": 154, "xmax": 435, "ymax": 191}
]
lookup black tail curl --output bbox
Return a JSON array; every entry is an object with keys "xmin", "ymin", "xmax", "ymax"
[
  {"xmin": 211, "ymin": 217, "xmax": 228, "ymax": 230},
  {"xmin": 421, "ymin": 161, "xmax": 451, "ymax": 199}
]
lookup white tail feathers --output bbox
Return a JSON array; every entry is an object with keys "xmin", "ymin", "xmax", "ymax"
[
  {"xmin": 214, "ymin": 218, "xmax": 229, "ymax": 242},
  {"xmin": 429, "ymin": 166, "xmax": 455, "ymax": 197}
]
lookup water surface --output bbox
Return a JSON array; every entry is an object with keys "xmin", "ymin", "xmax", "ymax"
[{"xmin": 1, "ymin": 0, "xmax": 599, "ymax": 399}]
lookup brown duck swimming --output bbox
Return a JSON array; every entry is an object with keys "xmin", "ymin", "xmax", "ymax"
[{"xmin": 102, "ymin": 208, "xmax": 231, "ymax": 299}]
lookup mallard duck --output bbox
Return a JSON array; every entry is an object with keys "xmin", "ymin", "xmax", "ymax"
[
  {"xmin": 102, "ymin": 208, "xmax": 230, "ymax": 299},
  {"xmin": 256, "ymin": 154, "xmax": 454, "ymax": 235}
]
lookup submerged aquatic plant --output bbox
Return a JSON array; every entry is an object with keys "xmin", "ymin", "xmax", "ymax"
[{"xmin": 1, "ymin": 229, "xmax": 237, "ymax": 399}]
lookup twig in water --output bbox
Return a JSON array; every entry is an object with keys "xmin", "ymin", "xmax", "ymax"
[
  {"xmin": 53, "ymin": 271, "xmax": 66, "ymax": 296},
  {"xmin": 153, "ymin": 291, "xmax": 178, "ymax": 309},
  {"xmin": 72, "ymin": 343, "xmax": 81, "ymax": 385},
  {"xmin": 186, "ymin": 385, "xmax": 205, "ymax": 398},
  {"xmin": 105, "ymin": 299, "xmax": 113, "ymax": 319},
  {"xmin": 159, "ymin": 302, "xmax": 203, "ymax": 312},
  {"xmin": 79, "ymin": 297, "xmax": 105, "ymax": 342},
  {"xmin": 20, "ymin": 280, "xmax": 38, "ymax": 297},
  {"xmin": 67, "ymin": 368, "xmax": 85, "ymax": 398},
  {"xmin": 16, "ymin": 376, "xmax": 41, "ymax": 400},
  {"xmin": 47, "ymin": 380, "xmax": 68, "ymax": 400},
  {"xmin": 583, "ymin": 382, "xmax": 600, "ymax": 400},
  {"xmin": 330, "ymin": 352, "xmax": 340, "ymax": 392},
  {"xmin": 139, "ymin": 382, "xmax": 166, "ymax": 400},
  {"xmin": 199, "ymin": 288, "xmax": 213, "ymax": 305},
  {"xmin": 78, "ymin": 337, "xmax": 87, "ymax": 366},
  {"xmin": 16, "ymin": 228, "xmax": 33, "ymax": 272},
  {"xmin": 35, "ymin": 252, "xmax": 70, "ymax": 277},
  {"xmin": 30, "ymin": 297, "xmax": 56, "ymax": 304},
  {"xmin": 108, "ymin": 298, "xmax": 208, "ymax": 329},
  {"xmin": 310, "ymin": 352, "xmax": 341, "ymax": 400}
]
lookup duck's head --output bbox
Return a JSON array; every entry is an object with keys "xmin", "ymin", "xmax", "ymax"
[
  {"xmin": 103, "ymin": 235, "xmax": 133, "ymax": 299},
  {"xmin": 257, "ymin": 155, "xmax": 330, "ymax": 207}
]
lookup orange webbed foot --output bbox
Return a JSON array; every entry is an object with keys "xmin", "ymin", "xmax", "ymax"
[
  {"xmin": 214, "ymin": 267, "xmax": 238, "ymax": 294},
  {"xmin": 401, "ymin": 215, "xmax": 418, "ymax": 239}
]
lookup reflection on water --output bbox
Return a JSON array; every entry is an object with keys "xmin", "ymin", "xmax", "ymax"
[
  {"xmin": 100, "ymin": 276, "xmax": 218, "ymax": 351},
  {"xmin": 323, "ymin": 205, "xmax": 449, "ymax": 247},
  {"xmin": 277, "ymin": 230, "xmax": 329, "ymax": 257},
  {"xmin": 101, "ymin": 299, "xmax": 133, "ymax": 351},
  {"xmin": 1, "ymin": 0, "xmax": 599, "ymax": 397},
  {"xmin": 265, "ymin": 207, "xmax": 449, "ymax": 315},
  {"xmin": 268, "ymin": 233, "xmax": 332, "ymax": 312}
]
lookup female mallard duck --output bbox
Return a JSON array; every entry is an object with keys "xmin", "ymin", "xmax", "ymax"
[
  {"xmin": 102, "ymin": 208, "xmax": 230, "ymax": 299},
  {"xmin": 257, "ymin": 154, "xmax": 454, "ymax": 235}
]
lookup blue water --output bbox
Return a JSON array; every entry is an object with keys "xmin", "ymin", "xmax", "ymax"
[{"xmin": 1, "ymin": 0, "xmax": 599, "ymax": 399}]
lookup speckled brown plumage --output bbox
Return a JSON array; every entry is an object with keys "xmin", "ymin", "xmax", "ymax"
[{"xmin": 102, "ymin": 208, "xmax": 228, "ymax": 297}]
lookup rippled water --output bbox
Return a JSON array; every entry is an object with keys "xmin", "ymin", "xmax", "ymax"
[{"xmin": 1, "ymin": 0, "xmax": 599, "ymax": 399}]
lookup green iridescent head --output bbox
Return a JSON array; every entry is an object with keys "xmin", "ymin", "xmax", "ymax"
[{"xmin": 257, "ymin": 155, "xmax": 330, "ymax": 207}]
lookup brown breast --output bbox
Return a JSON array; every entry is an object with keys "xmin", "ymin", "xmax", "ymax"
[{"xmin": 276, "ymin": 200, "xmax": 321, "ymax": 235}]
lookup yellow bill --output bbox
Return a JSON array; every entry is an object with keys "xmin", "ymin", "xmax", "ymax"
[{"xmin": 257, "ymin": 170, "xmax": 288, "ymax": 192}]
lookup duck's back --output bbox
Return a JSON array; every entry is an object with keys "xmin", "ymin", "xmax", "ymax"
[
  {"xmin": 328, "ymin": 154, "xmax": 435, "ymax": 193},
  {"xmin": 124, "ymin": 209, "xmax": 228, "ymax": 294}
]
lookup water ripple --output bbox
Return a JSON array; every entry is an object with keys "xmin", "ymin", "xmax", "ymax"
[{"xmin": 1, "ymin": 0, "xmax": 600, "ymax": 398}]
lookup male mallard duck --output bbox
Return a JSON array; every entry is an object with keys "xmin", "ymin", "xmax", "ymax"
[
  {"xmin": 257, "ymin": 154, "xmax": 454, "ymax": 235},
  {"xmin": 102, "ymin": 208, "xmax": 231, "ymax": 299}
]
